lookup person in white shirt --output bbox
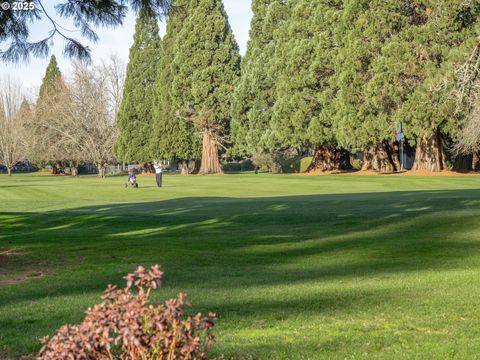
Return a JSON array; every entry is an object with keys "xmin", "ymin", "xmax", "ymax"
[{"xmin": 153, "ymin": 161, "xmax": 163, "ymax": 188}]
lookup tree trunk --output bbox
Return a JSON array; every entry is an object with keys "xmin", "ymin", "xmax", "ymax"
[
  {"xmin": 453, "ymin": 154, "xmax": 473, "ymax": 172},
  {"xmin": 7, "ymin": 166, "xmax": 12, "ymax": 176},
  {"xmin": 362, "ymin": 142, "xmax": 397, "ymax": 173},
  {"xmin": 307, "ymin": 146, "xmax": 351, "ymax": 172},
  {"xmin": 180, "ymin": 160, "xmax": 200, "ymax": 175},
  {"xmin": 181, "ymin": 161, "xmax": 190, "ymax": 176},
  {"xmin": 412, "ymin": 128, "xmax": 447, "ymax": 172},
  {"xmin": 97, "ymin": 164, "xmax": 106, "ymax": 178},
  {"xmin": 389, "ymin": 141, "xmax": 402, "ymax": 171},
  {"xmin": 52, "ymin": 162, "xmax": 65, "ymax": 175},
  {"xmin": 454, "ymin": 151, "xmax": 480, "ymax": 172},
  {"xmin": 473, "ymin": 151, "xmax": 480, "ymax": 171},
  {"xmin": 69, "ymin": 161, "xmax": 78, "ymax": 177},
  {"xmin": 199, "ymin": 130, "xmax": 222, "ymax": 174}
]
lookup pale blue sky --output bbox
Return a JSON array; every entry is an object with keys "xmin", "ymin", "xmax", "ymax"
[{"xmin": 0, "ymin": 1, "xmax": 253, "ymax": 98}]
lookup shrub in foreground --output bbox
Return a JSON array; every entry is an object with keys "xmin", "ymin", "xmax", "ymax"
[{"xmin": 39, "ymin": 265, "xmax": 216, "ymax": 360}]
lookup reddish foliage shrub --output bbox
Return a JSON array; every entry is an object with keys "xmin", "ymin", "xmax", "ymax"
[{"xmin": 39, "ymin": 265, "xmax": 216, "ymax": 360}]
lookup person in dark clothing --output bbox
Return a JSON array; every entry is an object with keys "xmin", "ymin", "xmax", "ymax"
[{"xmin": 154, "ymin": 162, "xmax": 163, "ymax": 188}]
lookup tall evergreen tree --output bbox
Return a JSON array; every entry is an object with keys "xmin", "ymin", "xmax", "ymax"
[
  {"xmin": 151, "ymin": 0, "xmax": 198, "ymax": 174},
  {"xmin": 171, "ymin": 0, "xmax": 241, "ymax": 174},
  {"xmin": 115, "ymin": 7, "xmax": 161, "ymax": 164},
  {"xmin": 37, "ymin": 55, "xmax": 63, "ymax": 104},
  {"xmin": 331, "ymin": 0, "xmax": 409, "ymax": 172},
  {"xmin": 347, "ymin": 0, "xmax": 480, "ymax": 172},
  {"xmin": 230, "ymin": 0, "xmax": 287, "ymax": 157},
  {"xmin": 270, "ymin": 0, "xmax": 349, "ymax": 171},
  {"xmin": 389, "ymin": 0, "xmax": 480, "ymax": 171}
]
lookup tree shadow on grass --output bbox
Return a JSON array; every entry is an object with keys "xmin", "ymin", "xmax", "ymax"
[
  {"xmin": 1, "ymin": 189, "xmax": 480, "ymax": 356},
  {"xmin": 1, "ymin": 189, "xmax": 480, "ymax": 290}
]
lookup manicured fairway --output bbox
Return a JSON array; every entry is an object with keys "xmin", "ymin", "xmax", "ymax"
[{"xmin": 1, "ymin": 173, "xmax": 480, "ymax": 359}]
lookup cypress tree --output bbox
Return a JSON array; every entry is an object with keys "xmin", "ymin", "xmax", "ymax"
[
  {"xmin": 270, "ymin": 0, "xmax": 349, "ymax": 171},
  {"xmin": 151, "ymin": 0, "xmax": 197, "ymax": 174},
  {"xmin": 331, "ymin": 0, "xmax": 409, "ymax": 172},
  {"xmin": 390, "ymin": 0, "xmax": 480, "ymax": 171},
  {"xmin": 171, "ymin": 0, "xmax": 241, "ymax": 174},
  {"xmin": 230, "ymin": 0, "xmax": 286, "ymax": 157},
  {"xmin": 115, "ymin": 7, "xmax": 161, "ymax": 164},
  {"xmin": 359, "ymin": 0, "xmax": 480, "ymax": 172},
  {"xmin": 38, "ymin": 55, "xmax": 63, "ymax": 103}
]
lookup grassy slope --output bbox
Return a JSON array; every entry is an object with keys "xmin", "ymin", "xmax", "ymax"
[{"xmin": 1, "ymin": 173, "xmax": 480, "ymax": 359}]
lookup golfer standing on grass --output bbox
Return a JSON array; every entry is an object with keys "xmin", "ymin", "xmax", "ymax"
[{"xmin": 154, "ymin": 161, "xmax": 163, "ymax": 188}]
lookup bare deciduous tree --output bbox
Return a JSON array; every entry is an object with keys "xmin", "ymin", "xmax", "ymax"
[
  {"xmin": 70, "ymin": 62, "xmax": 117, "ymax": 177},
  {"xmin": 452, "ymin": 42, "xmax": 480, "ymax": 170},
  {"xmin": 28, "ymin": 59, "xmax": 121, "ymax": 177},
  {"xmin": 455, "ymin": 106, "xmax": 480, "ymax": 155},
  {"xmin": 100, "ymin": 53, "xmax": 126, "ymax": 121},
  {"xmin": 0, "ymin": 76, "xmax": 27, "ymax": 176},
  {"xmin": 32, "ymin": 79, "xmax": 83, "ymax": 175}
]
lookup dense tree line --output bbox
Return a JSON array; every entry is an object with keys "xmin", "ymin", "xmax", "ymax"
[
  {"xmin": 34, "ymin": 56, "xmax": 120, "ymax": 177},
  {"xmin": 136, "ymin": 0, "xmax": 480, "ymax": 174},
  {"xmin": 117, "ymin": 0, "xmax": 240, "ymax": 174},
  {"xmin": 4, "ymin": 0, "xmax": 480, "ymax": 175},
  {"xmin": 0, "ymin": 55, "xmax": 123, "ymax": 177},
  {"xmin": 230, "ymin": 0, "xmax": 480, "ymax": 172}
]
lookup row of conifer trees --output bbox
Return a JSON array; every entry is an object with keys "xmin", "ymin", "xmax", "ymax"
[{"xmin": 115, "ymin": 0, "xmax": 480, "ymax": 173}]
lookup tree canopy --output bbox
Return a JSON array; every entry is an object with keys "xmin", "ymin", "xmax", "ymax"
[
  {"xmin": 230, "ymin": 0, "xmax": 480, "ymax": 172},
  {"xmin": 37, "ymin": 55, "xmax": 63, "ymax": 103},
  {"xmin": 0, "ymin": 0, "xmax": 170, "ymax": 63},
  {"xmin": 231, "ymin": 0, "xmax": 287, "ymax": 157},
  {"xmin": 115, "ymin": 7, "xmax": 161, "ymax": 164},
  {"xmin": 6, "ymin": 0, "xmax": 480, "ymax": 175},
  {"xmin": 170, "ymin": 0, "xmax": 240, "ymax": 174},
  {"xmin": 151, "ymin": 0, "xmax": 197, "ymax": 171}
]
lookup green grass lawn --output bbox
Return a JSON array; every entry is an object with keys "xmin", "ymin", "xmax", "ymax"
[{"xmin": 1, "ymin": 173, "xmax": 480, "ymax": 359}]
